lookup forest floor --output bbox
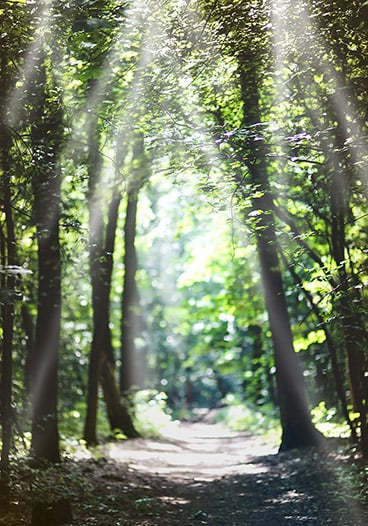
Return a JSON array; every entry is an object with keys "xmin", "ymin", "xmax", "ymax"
[{"xmin": 1, "ymin": 417, "xmax": 368, "ymax": 525}]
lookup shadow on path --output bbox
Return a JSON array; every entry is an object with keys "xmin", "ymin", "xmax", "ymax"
[
  {"xmin": 1, "ymin": 422, "xmax": 367, "ymax": 525},
  {"xmin": 92, "ymin": 422, "xmax": 367, "ymax": 525}
]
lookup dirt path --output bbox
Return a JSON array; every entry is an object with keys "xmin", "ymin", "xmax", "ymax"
[
  {"xmin": 71, "ymin": 421, "xmax": 367, "ymax": 525},
  {"xmin": 2, "ymin": 422, "xmax": 368, "ymax": 525},
  {"xmin": 108, "ymin": 422, "xmax": 276, "ymax": 481}
]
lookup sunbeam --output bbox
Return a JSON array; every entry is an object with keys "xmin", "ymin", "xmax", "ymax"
[
  {"xmin": 5, "ymin": 1, "xmax": 54, "ymax": 130},
  {"xmin": 269, "ymin": 0, "xmax": 367, "ymax": 520}
]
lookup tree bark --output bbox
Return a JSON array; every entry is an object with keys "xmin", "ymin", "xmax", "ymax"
[
  {"xmin": 120, "ymin": 192, "xmax": 141, "ymax": 392},
  {"xmin": 0, "ymin": 49, "xmax": 15, "ymax": 484},
  {"xmin": 120, "ymin": 134, "xmax": 148, "ymax": 393},
  {"xmin": 29, "ymin": 58, "xmax": 62, "ymax": 463},
  {"xmin": 0, "ymin": 192, "xmax": 15, "ymax": 481},
  {"xmin": 330, "ymin": 165, "xmax": 368, "ymax": 456},
  {"xmin": 84, "ymin": 109, "xmax": 138, "ymax": 444},
  {"xmin": 83, "ymin": 109, "xmax": 104, "ymax": 446},
  {"xmin": 238, "ymin": 58, "xmax": 323, "ymax": 451},
  {"xmin": 0, "ymin": 62, "xmax": 16, "ymax": 482}
]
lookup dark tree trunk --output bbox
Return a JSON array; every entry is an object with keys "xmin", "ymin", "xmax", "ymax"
[
  {"xmin": 0, "ymin": 194, "xmax": 15, "ymax": 482},
  {"xmin": 330, "ymin": 166, "xmax": 368, "ymax": 456},
  {"xmin": 238, "ymin": 59, "xmax": 323, "ymax": 451},
  {"xmin": 0, "ymin": 143, "xmax": 15, "ymax": 486},
  {"xmin": 120, "ymin": 192, "xmax": 140, "ymax": 393},
  {"xmin": 120, "ymin": 134, "xmax": 148, "ymax": 393},
  {"xmin": 30, "ymin": 177, "xmax": 62, "ymax": 464},
  {"xmin": 84, "ymin": 110, "xmax": 138, "ymax": 444},
  {"xmin": 83, "ymin": 110, "xmax": 105, "ymax": 446},
  {"xmin": 294, "ymin": 86, "xmax": 367, "ymax": 454},
  {"xmin": 29, "ymin": 59, "xmax": 63, "ymax": 463},
  {"xmin": 0, "ymin": 53, "xmax": 15, "ymax": 486}
]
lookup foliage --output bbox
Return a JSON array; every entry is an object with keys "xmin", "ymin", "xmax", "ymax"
[
  {"xmin": 311, "ymin": 401, "xmax": 351, "ymax": 438},
  {"xmin": 213, "ymin": 395, "xmax": 280, "ymax": 440},
  {"xmin": 1, "ymin": 0, "xmax": 368, "ymax": 473},
  {"xmin": 128, "ymin": 389, "xmax": 176, "ymax": 438}
]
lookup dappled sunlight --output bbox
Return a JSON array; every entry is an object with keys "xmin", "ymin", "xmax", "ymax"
[
  {"xmin": 2, "ymin": 2, "xmax": 368, "ymax": 524},
  {"xmin": 107, "ymin": 422, "xmax": 274, "ymax": 481},
  {"xmin": 271, "ymin": 0, "xmax": 368, "ymax": 189},
  {"xmin": 5, "ymin": 1, "xmax": 54, "ymax": 130}
]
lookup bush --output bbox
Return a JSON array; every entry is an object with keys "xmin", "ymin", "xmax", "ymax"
[{"xmin": 130, "ymin": 389, "xmax": 176, "ymax": 438}]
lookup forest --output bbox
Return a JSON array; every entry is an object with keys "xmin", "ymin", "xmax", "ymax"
[{"xmin": 0, "ymin": 0, "xmax": 368, "ymax": 524}]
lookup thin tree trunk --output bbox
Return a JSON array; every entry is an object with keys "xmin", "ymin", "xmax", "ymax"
[
  {"xmin": 120, "ymin": 192, "xmax": 140, "ymax": 393},
  {"xmin": 330, "ymin": 167, "xmax": 368, "ymax": 456},
  {"xmin": 0, "ymin": 173, "xmax": 16, "ymax": 482},
  {"xmin": 0, "ymin": 51, "xmax": 14, "ymax": 485},
  {"xmin": 0, "ymin": 101, "xmax": 16, "ymax": 488},
  {"xmin": 293, "ymin": 81, "xmax": 368, "ymax": 454},
  {"xmin": 84, "ymin": 109, "xmax": 104, "ymax": 446},
  {"xmin": 120, "ymin": 134, "xmax": 148, "ymax": 393}
]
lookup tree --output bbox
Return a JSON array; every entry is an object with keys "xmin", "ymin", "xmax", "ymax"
[
  {"xmin": 190, "ymin": 0, "xmax": 323, "ymax": 450},
  {"xmin": 0, "ymin": 48, "xmax": 15, "ymax": 486},
  {"xmin": 83, "ymin": 106, "xmax": 138, "ymax": 444},
  {"xmin": 120, "ymin": 133, "xmax": 150, "ymax": 393},
  {"xmin": 0, "ymin": 0, "xmax": 31, "ymax": 484},
  {"xmin": 267, "ymin": 0, "xmax": 368, "ymax": 455},
  {"xmin": 28, "ymin": 52, "xmax": 64, "ymax": 463},
  {"xmin": 238, "ymin": 61, "xmax": 323, "ymax": 449}
]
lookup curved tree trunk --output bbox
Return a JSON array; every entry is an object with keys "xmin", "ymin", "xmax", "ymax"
[
  {"xmin": 238, "ymin": 58, "xmax": 323, "ymax": 451},
  {"xmin": 84, "ymin": 108, "xmax": 138, "ymax": 445}
]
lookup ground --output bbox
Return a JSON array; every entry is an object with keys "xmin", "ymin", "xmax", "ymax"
[{"xmin": 1, "ymin": 421, "xmax": 368, "ymax": 525}]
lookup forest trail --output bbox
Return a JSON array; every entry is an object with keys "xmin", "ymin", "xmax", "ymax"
[
  {"xmin": 107, "ymin": 421, "xmax": 276, "ymax": 481},
  {"xmin": 71, "ymin": 421, "xmax": 368, "ymax": 526},
  {"xmin": 2, "ymin": 422, "xmax": 368, "ymax": 525}
]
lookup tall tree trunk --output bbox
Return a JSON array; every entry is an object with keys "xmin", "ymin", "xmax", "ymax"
[
  {"xmin": 293, "ymin": 83, "xmax": 367, "ymax": 453},
  {"xmin": 330, "ymin": 165, "xmax": 368, "ymax": 456},
  {"xmin": 0, "ymin": 60, "xmax": 16, "ymax": 484},
  {"xmin": 238, "ymin": 59, "xmax": 323, "ymax": 451},
  {"xmin": 29, "ymin": 58, "xmax": 63, "ymax": 463},
  {"xmin": 120, "ymin": 134, "xmax": 148, "ymax": 393},
  {"xmin": 120, "ymin": 191, "xmax": 140, "ymax": 392},
  {"xmin": 83, "ymin": 109, "xmax": 105, "ymax": 445},
  {"xmin": 84, "ymin": 110, "xmax": 138, "ymax": 445},
  {"xmin": 0, "ymin": 143, "xmax": 16, "ymax": 489},
  {"xmin": 0, "ymin": 51, "xmax": 15, "ymax": 486}
]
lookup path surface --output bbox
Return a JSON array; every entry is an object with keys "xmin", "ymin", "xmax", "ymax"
[
  {"xmin": 94, "ymin": 422, "xmax": 368, "ymax": 525},
  {"xmin": 108, "ymin": 422, "xmax": 276, "ymax": 481},
  {"xmin": 2, "ymin": 422, "xmax": 367, "ymax": 525}
]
